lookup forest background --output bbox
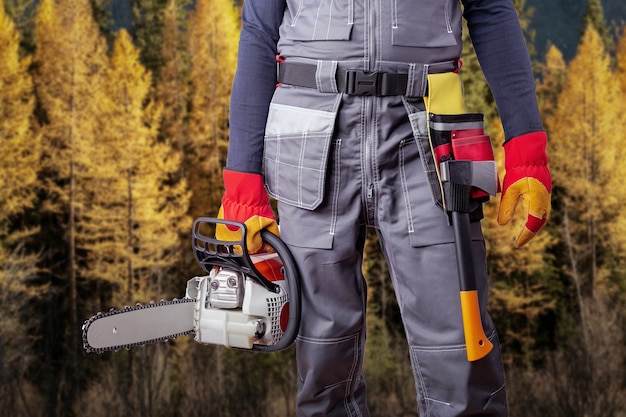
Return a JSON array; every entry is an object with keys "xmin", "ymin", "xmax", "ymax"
[{"xmin": 1, "ymin": 0, "xmax": 625, "ymax": 416}]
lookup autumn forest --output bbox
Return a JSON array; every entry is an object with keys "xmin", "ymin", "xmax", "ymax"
[{"xmin": 1, "ymin": 0, "xmax": 625, "ymax": 416}]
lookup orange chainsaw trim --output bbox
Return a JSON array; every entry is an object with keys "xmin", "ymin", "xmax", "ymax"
[{"xmin": 460, "ymin": 290, "xmax": 494, "ymax": 361}]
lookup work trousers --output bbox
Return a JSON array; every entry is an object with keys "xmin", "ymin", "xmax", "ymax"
[{"xmin": 265, "ymin": 87, "xmax": 507, "ymax": 417}]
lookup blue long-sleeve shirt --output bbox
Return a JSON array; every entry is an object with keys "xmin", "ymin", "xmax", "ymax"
[{"xmin": 227, "ymin": 0, "xmax": 544, "ymax": 174}]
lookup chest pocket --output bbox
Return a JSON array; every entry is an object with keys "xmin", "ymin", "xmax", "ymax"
[
  {"xmin": 392, "ymin": 0, "xmax": 461, "ymax": 47},
  {"xmin": 283, "ymin": 0, "xmax": 354, "ymax": 41}
]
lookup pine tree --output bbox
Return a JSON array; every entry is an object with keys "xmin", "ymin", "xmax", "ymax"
[
  {"xmin": 186, "ymin": 0, "xmax": 239, "ymax": 220},
  {"xmin": 131, "ymin": 0, "xmax": 192, "ymax": 78},
  {"xmin": 536, "ymin": 28, "xmax": 626, "ymax": 415},
  {"xmin": 90, "ymin": 0, "xmax": 115, "ymax": 43},
  {"xmin": 77, "ymin": 29, "xmax": 191, "ymax": 414}
]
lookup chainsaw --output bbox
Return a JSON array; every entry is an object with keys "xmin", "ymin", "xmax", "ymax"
[{"xmin": 82, "ymin": 217, "xmax": 301, "ymax": 353}]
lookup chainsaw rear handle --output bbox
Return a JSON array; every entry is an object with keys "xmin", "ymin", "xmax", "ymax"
[
  {"xmin": 191, "ymin": 217, "xmax": 302, "ymax": 352},
  {"xmin": 254, "ymin": 228, "xmax": 301, "ymax": 352}
]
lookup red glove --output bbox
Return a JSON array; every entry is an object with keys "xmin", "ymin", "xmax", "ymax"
[
  {"xmin": 217, "ymin": 169, "xmax": 279, "ymax": 253},
  {"xmin": 497, "ymin": 132, "xmax": 552, "ymax": 247}
]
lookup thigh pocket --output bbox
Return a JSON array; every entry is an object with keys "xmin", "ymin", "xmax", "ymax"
[
  {"xmin": 398, "ymin": 133, "xmax": 485, "ymax": 247},
  {"xmin": 264, "ymin": 87, "xmax": 341, "ymax": 210},
  {"xmin": 399, "ymin": 135, "xmax": 455, "ymax": 246}
]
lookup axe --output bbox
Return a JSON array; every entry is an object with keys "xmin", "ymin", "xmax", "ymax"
[{"xmin": 440, "ymin": 159, "xmax": 498, "ymax": 361}]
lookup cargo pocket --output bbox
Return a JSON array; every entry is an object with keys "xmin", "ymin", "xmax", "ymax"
[
  {"xmin": 404, "ymin": 109, "xmax": 444, "ymax": 209},
  {"xmin": 399, "ymin": 133, "xmax": 453, "ymax": 246},
  {"xmin": 401, "ymin": 106, "xmax": 487, "ymax": 247},
  {"xmin": 391, "ymin": 0, "xmax": 461, "ymax": 47},
  {"xmin": 264, "ymin": 86, "xmax": 341, "ymax": 210},
  {"xmin": 284, "ymin": 0, "xmax": 354, "ymax": 41}
]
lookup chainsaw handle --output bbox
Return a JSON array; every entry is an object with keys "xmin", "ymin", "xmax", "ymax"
[
  {"xmin": 255, "ymin": 229, "xmax": 302, "ymax": 352},
  {"xmin": 192, "ymin": 217, "xmax": 302, "ymax": 352},
  {"xmin": 192, "ymin": 218, "xmax": 280, "ymax": 293}
]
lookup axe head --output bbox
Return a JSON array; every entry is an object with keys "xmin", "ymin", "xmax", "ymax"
[{"xmin": 440, "ymin": 160, "xmax": 499, "ymax": 197}]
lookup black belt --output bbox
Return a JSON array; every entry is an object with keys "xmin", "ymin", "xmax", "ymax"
[{"xmin": 277, "ymin": 61, "xmax": 412, "ymax": 96}]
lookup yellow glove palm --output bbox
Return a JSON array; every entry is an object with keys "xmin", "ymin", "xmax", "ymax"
[{"xmin": 216, "ymin": 206, "xmax": 279, "ymax": 254}]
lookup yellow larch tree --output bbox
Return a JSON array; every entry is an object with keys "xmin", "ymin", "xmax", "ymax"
[
  {"xmin": 91, "ymin": 29, "xmax": 190, "ymax": 306},
  {"xmin": 33, "ymin": 0, "xmax": 109, "ymax": 320},
  {"xmin": 0, "ymin": 0, "xmax": 39, "ymax": 242},
  {"xmin": 617, "ymin": 26, "xmax": 626, "ymax": 96},
  {"xmin": 547, "ymin": 24, "xmax": 622, "ymax": 350},
  {"xmin": 32, "ymin": 0, "xmax": 110, "ymax": 412},
  {"xmin": 155, "ymin": 0, "xmax": 202, "ymax": 277},
  {"xmin": 536, "ymin": 44, "xmax": 567, "ymax": 132},
  {"xmin": 155, "ymin": 0, "xmax": 188, "ymax": 152},
  {"xmin": 77, "ymin": 29, "xmax": 191, "ymax": 415},
  {"xmin": 186, "ymin": 0, "xmax": 239, "ymax": 220},
  {"xmin": 0, "ymin": 2, "xmax": 41, "ymax": 411},
  {"xmin": 607, "ymin": 27, "xmax": 626, "ymax": 284}
]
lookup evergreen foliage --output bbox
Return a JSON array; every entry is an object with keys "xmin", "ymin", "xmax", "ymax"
[{"xmin": 131, "ymin": 0, "xmax": 192, "ymax": 80}]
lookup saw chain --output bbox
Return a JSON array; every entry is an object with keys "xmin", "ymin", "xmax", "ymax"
[{"xmin": 82, "ymin": 298, "xmax": 197, "ymax": 354}]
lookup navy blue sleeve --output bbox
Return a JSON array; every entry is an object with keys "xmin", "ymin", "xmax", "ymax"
[
  {"xmin": 462, "ymin": 0, "xmax": 544, "ymax": 142},
  {"xmin": 226, "ymin": 0, "xmax": 285, "ymax": 174}
]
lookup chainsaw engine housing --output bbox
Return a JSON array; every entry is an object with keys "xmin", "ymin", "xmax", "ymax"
[
  {"xmin": 189, "ymin": 218, "xmax": 301, "ymax": 352},
  {"xmin": 185, "ymin": 253, "xmax": 290, "ymax": 349}
]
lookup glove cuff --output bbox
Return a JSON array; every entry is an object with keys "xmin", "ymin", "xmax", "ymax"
[
  {"xmin": 223, "ymin": 169, "xmax": 270, "ymax": 207},
  {"xmin": 222, "ymin": 169, "xmax": 275, "ymax": 222},
  {"xmin": 503, "ymin": 131, "xmax": 548, "ymax": 170}
]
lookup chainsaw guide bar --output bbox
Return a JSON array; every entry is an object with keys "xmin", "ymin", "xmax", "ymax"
[{"xmin": 82, "ymin": 298, "xmax": 196, "ymax": 354}]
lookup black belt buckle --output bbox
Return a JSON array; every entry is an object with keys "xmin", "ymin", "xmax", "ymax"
[{"xmin": 345, "ymin": 70, "xmax": 380, "ymax": 96}]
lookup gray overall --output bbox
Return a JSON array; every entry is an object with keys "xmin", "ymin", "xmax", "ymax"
[{"xmin": 263, "ymin": 1, "xmax": 507, "ymax": 415}]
